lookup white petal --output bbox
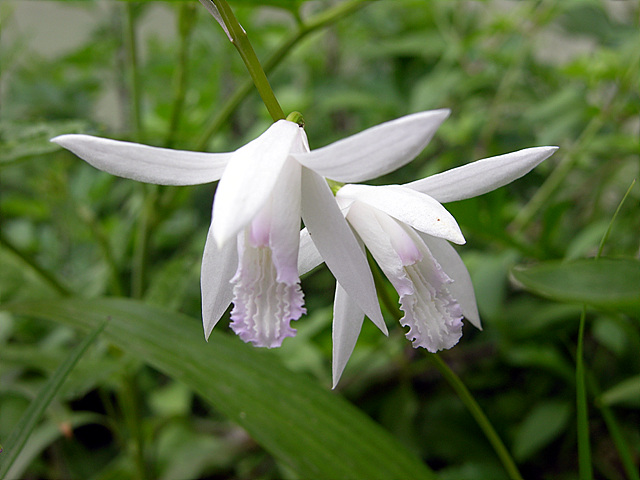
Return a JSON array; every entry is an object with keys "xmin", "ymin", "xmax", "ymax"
[
  {"xmin": 300, "ymin": 168, "xmax": 384, "ymax": 328},
  {"xmin": 338, "ymin": 184, "xmax": 465, "ymax": 245},
  {"xmin": 229, "ymin": 230, "xmax": 304, "ymax": 348},
  {"xmin": 332, "ymin": 283, "xmax": 365, "ymax": 389},
  {"xmin": 51, "ymin": 134, "xmax": 232, "ymax": 185},
  {"xmin": 347, "ymin": 205, "xmax": 463, "ymax": 352},
  {"xmin": 211, "ymin": 120, "xmax": 303, "ymax": 246},
  {"xmin": 298, "ymin": 228, "xmax": 323, "ymax": 276},
  {"xmin": 405, "ymin": 146, "xmax": 558, "ymax": 203},
  {"xmin": 267, "ymin": 159, "xmax": 302, "ymax": 284},
  {"xmin": 201, "ymin": 225, "xmax": 238, "ymax": 339},
  {"xmin": 419, "ymin": 234, "xmax": 481, "ymax": 329},
  {"xmin": 292, "ymin": 109, "xmax": 450, "ymax": 183}
]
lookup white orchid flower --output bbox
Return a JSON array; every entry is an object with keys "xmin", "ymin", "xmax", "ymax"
[
  {"xmin": 299, "ymin": 145, "xmax": 558, "ymax": 386},
  {"xmin": 51, "ymin": 109, "xmax": 450, "ymax": 348}
]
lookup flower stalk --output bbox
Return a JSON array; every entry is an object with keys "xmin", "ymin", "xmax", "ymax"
[
  {"xmin": 428, "ymin": 354, "xmax": 524, "ymax": 480},
  {"xmin": 196, "ymin": 0, "xmax": 369, "ymax": 149},
  {"xmin": 206, "ymin": 0, "xmax": 285, "ymax": 122}
]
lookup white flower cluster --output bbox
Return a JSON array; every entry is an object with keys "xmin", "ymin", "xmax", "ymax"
[{"xmin": 52, "ymin": 111, "xmax": 557, "ymax": 386}]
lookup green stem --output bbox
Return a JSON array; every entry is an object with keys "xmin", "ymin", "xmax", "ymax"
[
  {"xmin": 0, "ymin": 233, "xmax": 72, "ymax": 296},
  {"xmin": 166, "ymin": 2, "xmax": 198, "ymax": 148},
  {"xmin": 212, "ymin": 0, "xmax": 284, "ymax": 121},
  {"xmin": 196, "ymin": 0, "xmax": 369, "ymax": 149},
  {"xmin": 590, "ymin": 374, "xmax": 640, "ymax": 480},
  {"xmin": 428, "ymin": 354, "xmax": 524, "ymax": 480},
  {"xmin": 576, "ymin": 307, "xmax": 593, "ymax": 480},
  {"xmin": 119, "ymin": 374, "xmax": 149, "ymax": 480},
  {"xmin": 125, "ymin": 3, "xmax": 143, "ymax": 142},
  {"xmin": 596, "ymin": 180, "xmax": 635, "ymax": 259},
  {"xmin": 371, "ymin": 254, "xmax": 522, "ymax": 479},
  {"xmin": 75, "ymin": 205, "xmax": 125, "ymax": 296},
  {"xmin": 131, "ymin": 185, "xmax": 158, "ymax": 299}
]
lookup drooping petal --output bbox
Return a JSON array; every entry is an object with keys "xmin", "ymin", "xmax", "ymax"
[
  {"xmin": 347, "ymin": 203, "xmax": 463, "ymax": 352},
  {"xmin": 201, "ymin": 225, "xmax": 239, "ymax": 339},
  {"xmin": 292, "ymin": 109, "xmax": 450, "ymax": 183},
  {"xmin": 405, "ymin": 146, "xmax": 558, "ymax": 203},
  {"xmin": 229, "ymin": 229, "xmax": 304, "ymax": 348},
  {"xmin": 211, "ymin": 120, "xmax": 304, "ymax": 247},
  {"xmin": 298, "ymin": 228, "xmax": 323, "ymax": 276},
  {"xmin": 332, "ymin": 283, "xmax": 365, "ymax": 389},
  {"xmin": 338, "ymin": 184, "xmax": 465, "ymax": 245},
  {"xmin": 51, "ymin": 134, "xmax": 232, "ymax": 185},
  {"xmin": 419, "ymin": 233, "xmax": 481, "ymax": 330},
  {"xmin": 300, "ymin": 167, "xmax": 385, "ymax": 330},
  {"xmin": 228, "ymin": 164, "xmax": 305, "ymax": 348}
]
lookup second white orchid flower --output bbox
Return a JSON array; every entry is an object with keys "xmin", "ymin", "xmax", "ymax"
[
  {"xmin": 52, "ymin": 109, "xmax": 450, "ymax": 348},
  {"xmin": 299, "ymin": 145, "xmax": 558, "ymax": 386}
]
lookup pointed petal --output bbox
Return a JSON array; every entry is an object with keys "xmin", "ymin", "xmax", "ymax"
[
  {"xmin": 298, "ymin": 228, "xmax": 323, "ymax": 276},
  {"xmin": 419, "ymin": 234, "xmax": 481, "ymax": 329},
  {"xmin": 51, "ymin": 134, "xmax": 231, "ymax": 185},
  {"xmin": 211, "ymin": 120, "xmax": 303, "ymax": 246},
  {"xmin": 332, "ymin": 283, "xmax": 365, "ymax": 388},
  {"xmin": 300, "ymin": 168, "xmax": 384, "ymax": 328},
  {"xmin": 338, "ymin": 184, "xmax": 465, "ymax": 244},
  {"xmin": 201, "ymin": 225, "xmax": 238, "ymax": 338},
  {"xmin": 405, "ymin": 146, "xmax": 558, "ymax": 203},
  {"xmin": 292, "ymin": 109, "xmax": 450, "ymax": 183}
]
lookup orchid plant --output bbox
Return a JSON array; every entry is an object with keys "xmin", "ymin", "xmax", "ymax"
[{"xmin": 7, "ymin": 1, "xmax": 638, "ymax": 479}]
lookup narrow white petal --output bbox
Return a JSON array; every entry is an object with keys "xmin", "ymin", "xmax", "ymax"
[
  {"xmin": 419, "ymin": 234, "xmax": 481, "ymax": 329},
  {"xmin": 201, "ymin": 226, "xmax": 238, "ymax": 339},
  {"xmin": 267, "ymin": 159, "xmax": 302, "ymax": 284},
  {"xmin": 211, "ymin": 120, "xmax": 303, "ymax": 246},
  {"xmin": 405, "ymin": 146, "xmax": 558, "ymax": 203},
  {"xmin": 300, "ymin": 168, "xmax": 384, "ymax": 328},
  {"xmin": 332, "ymin": 283, "xmax": 365, "ymax": 389},
  {"xmin": 292, "ymin": 109, "xmax": 450, "ymax": 183},
  {"xmin": 298, "ymin": 228, "xmax": 323, "ymax": 276},
  {"xmin": 339, "ymin": 184, "xmax": 465, "ymax": 245},
  {"xmin": 51, "ymin": 134, "xmax": 231, "ymax": 185}
]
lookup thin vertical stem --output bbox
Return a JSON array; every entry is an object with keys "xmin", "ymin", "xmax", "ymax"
[
  {"xmin": 196, "ymin": 0, "xmax": 369, "ymax": 149},
  {"xmin": 428, "ymin": 354, "xmax": 524, "ymax": 480},
  {"xmin": 166, "ymin": 2, "xmax": 198, "ymax": 148},
  {"xmin": 119, "ymin": 374, "xmax": 149, "ymax": 480},
  {"xmin": 210, "ymin": 0, "xmax": 284, "ymax": 121},
  {"xmin": 125, "ymin": 2, "xmax": 143, "ymax": 141},
  {"xmin": 576, "ymin": 308, "xmax": 593, "ymax": 480}
]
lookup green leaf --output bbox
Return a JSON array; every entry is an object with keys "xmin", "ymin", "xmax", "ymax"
[
  {"xmin": 0, "ymin": 320, "xmax": 107, "ymax": 479},
  {"xmin": 511, "ymin": 258, "xmax": 640, "ymax": 313},
  {"xmin": 600, "ymin": 375, "xmax": 640, "ymax": 407},
  {"xmin": 513, "ymin": 401, "xmax": 572, "ymax": 462},
  {"xmin": 3, "ymin": 298, "xmax": 436, "ymax": 480}
]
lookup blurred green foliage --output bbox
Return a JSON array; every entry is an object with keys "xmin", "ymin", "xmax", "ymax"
[{"xmin": 1, "ymin": 0, "xmax": 638, "ymax": 479}]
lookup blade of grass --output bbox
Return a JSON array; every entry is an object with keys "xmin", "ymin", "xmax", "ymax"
[{"xmin": 0, "ymin": 319, "xmax": 108, "ymax": 479}]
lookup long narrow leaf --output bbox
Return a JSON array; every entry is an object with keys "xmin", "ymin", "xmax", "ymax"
[
  {"xmin": 3, "ymin": 298, "xmax": 436, "ymax": 480},
  {"xmin": 0, "ymin": 320, "xmax": 107, "ymax": 479}
]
